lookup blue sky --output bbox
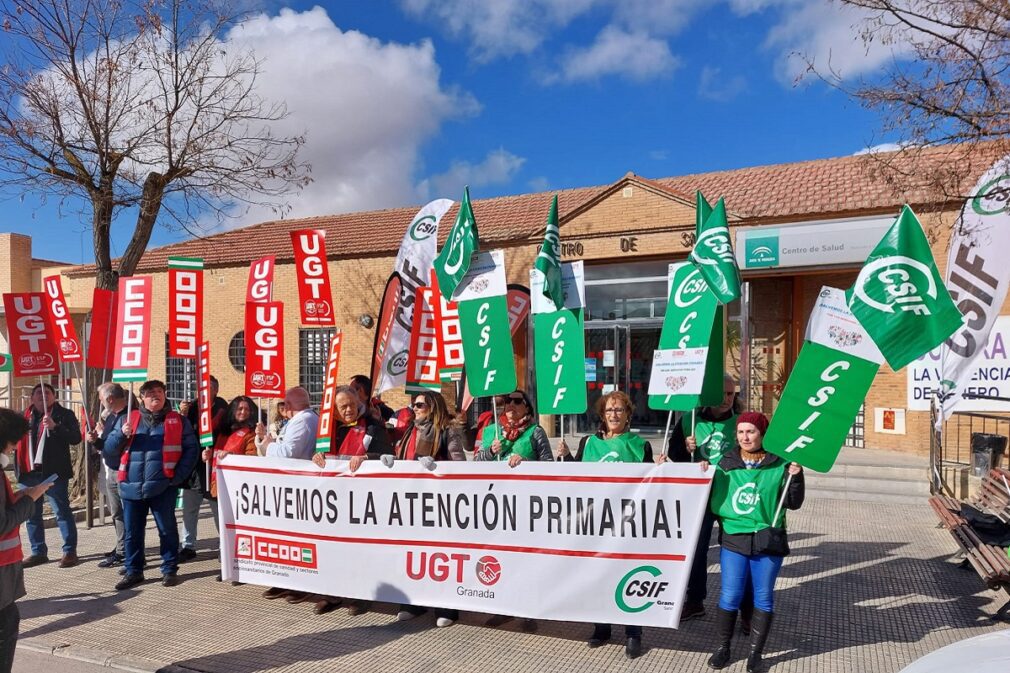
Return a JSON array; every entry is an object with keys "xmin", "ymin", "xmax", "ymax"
[{"xmin": 1, "ymin": 0, "xmax": 902, "ymax": 265}]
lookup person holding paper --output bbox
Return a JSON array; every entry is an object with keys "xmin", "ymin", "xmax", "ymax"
[
  {"xmin": 703, "ymin": 412, "xmax": 804, "ymax": 673},
  {"xmin": 16, "ymin": 383, "xmax": 79, "ymax": 569},
  {"xmin": 0, "ymin": 407, "xmax": 55, "ymax": 672},
  {"xmin": 309, "ymin": 386, "xmax": 393, "ymax": 616},
  {"xmin": 656, "ymin": 373, "xmax": 740, "ymax": 623},
  {"xmin": 394, "ymin": 391, "xmax": 467, "ymax": 627},
  {"xmin": 556, "ymin": 390, "xmax": 652, "ymax": 660},
  {"xmin": 475, "ymin": 390, "xmax": 552, "ymax": 465}
]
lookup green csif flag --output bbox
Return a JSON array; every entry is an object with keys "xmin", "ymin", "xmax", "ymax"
[
  {"xmin": 695, "ymin": 190, "xmax": 712, "ymax": 237},
  {"xmin": 456, "ymin": 251, "xmax": 517, "ymax": 397},
  {"xmin": 845, "ymin": 205, "xmax": 963, "ymax": 371},
  {"xmin": 689, "ymin": 197, "xmax": 741, "ymax": 304},
  {"xmin": 533, "ymin": 195, "xmax": 564, "ymax": 311},
  {"xmin": 649, "ymin": 262, "xmax": 724, "ymax": 411},
  {"xmin": 434, "ymin": 186, "xmax": 480, "ymax": 299},
  {"xmin": 764, "ymin": 287, "xmax": 883, "ymax": 472},
  {"xmin": 532, "ymin": 261, "xmax": 587, "ymax": 415}
]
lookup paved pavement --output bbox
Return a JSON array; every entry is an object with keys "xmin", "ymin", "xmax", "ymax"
[{"xmin": 14, "ymin": 496, "xmax": 1010, "ymax": 673}]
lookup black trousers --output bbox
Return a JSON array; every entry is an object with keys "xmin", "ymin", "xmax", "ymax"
[{"xmin": 0, "ymin": 602, "xmax": 19, "ymax": 673}]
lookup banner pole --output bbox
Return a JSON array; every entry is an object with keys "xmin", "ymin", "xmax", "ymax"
[
  {"xmin": 772, "ymin": 472, "xmax": 794, "ymax": 526},
  {"xmin": 71, "ymin": 361, "xmax": 92, "ymax": 432},
  {"xmin": 39, "ymin": 375, "xmax": 48, "ymax": 441},
  {"xmin": 492, "ymin": 397, "xmax": 500, "ymax": 440},
  {"xmin": 662, "ymin": 410, "xmax": 674, "ymax": 461},
  {"xmin": 72, "ymin": 360, "xmax": 94, "ymax": 529},
  {"xmin": 127, "ymin": 382, "xmax": 133, "ymax": 418}
]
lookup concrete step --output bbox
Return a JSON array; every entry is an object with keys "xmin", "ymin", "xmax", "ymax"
[{"xmin": 804, "ymin": 473, "xmax": 930, "ymax": 497}]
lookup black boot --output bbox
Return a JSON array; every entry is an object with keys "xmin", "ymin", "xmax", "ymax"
[
  {"xmin": 746, "ymin": 608, "xmax": 774, "ymax": 673},
  {"xmin": 586, "ymin": 623, "xmax": 611, "ymax": 648},
  {"xmin": 707, "ymin": 608, "xmax": 737, "ymax": 669},
  {"xmin": 740, "ymin": 599, "xmax": 753, "ymax": 635}
]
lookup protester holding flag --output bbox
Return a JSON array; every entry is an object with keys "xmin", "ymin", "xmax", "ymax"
[
  {"xmin": 16, "ymin": 383, "xmax": 80, "ymax": 569},
  {"xmin": 87, "ymin": 383, "xmax": 131, "ymax": 569},
  {"xmin": 705, "ymin": 412, "xmax": 804, "ymax": 673},
  {"xmin": 102, "ymin": 380, "xmax": 199, "ymax": 590},
  {"xmin": 475, "ymin": 390, "xmax": 552, "ymax": 465},
  {"xmin": 178, "ymin": 376, "xmax": 228, "ymax": 563},
  {"xmin": 556, "ymin": 390, "xmax": 652, "ymax": 659},
  {"xmin": 203, "ymin": 397, "xmax": 259, "ymax": 499},
  {"xmin": 394, "ymin": 390, "xmax": 467, "ymax": 627},
  {"xmin": 0, "ymin": 407, "xmax": 55, "ymax": 672}
]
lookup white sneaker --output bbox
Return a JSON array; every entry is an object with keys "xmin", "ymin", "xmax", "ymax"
[
  {"xmin": 397, "ymin": 610, "xmax": 419, "ymax": 621},
  {"xmin": 436, "ymin": 617, "xmax": 455, "ymax": 628}
]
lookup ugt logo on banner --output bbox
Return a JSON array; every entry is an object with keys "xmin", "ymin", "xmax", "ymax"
[
  {"xmin": 42, "ymin": 276, "xmax": 82, "ymax": 362},
  {"xmin": 2, "ymin": 292, "xmax": 60, "ymax": 376}
]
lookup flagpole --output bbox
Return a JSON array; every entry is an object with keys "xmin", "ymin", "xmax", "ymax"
[
  {"xmin": 492, "ymin": 397, "xmax": 500, "ymax": 440},
  {"xmin": 772, "ymin": 473, "xmax": 794, "ymax": 526},
  {"xmin": 661, "ymin": 410, "xmax": 674, "ymax": 462},
  {"xmin": 38, "ymin": 375, "xmax": 48, "ymax": 441},
  {"xmin": 71, "ymin": 361, "xmax": 92, "ymax": 433}
]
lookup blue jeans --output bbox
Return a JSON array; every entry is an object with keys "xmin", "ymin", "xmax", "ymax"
[
  {"xmin": 123, "ymin": 487, "xmax": 180, "ymax": 576},
  {"xmin": 718, "ymin": 547, "xmax": 783, "ymax": 613},
  {"xmin": 19, "ymin": 473, "xmax": 77, "ymax": 556}
]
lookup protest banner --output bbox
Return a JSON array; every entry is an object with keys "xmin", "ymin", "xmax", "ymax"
[
  {"xmin": 406, "ymin": 284, "xmax": 441, "ymax": 394},
  {"xmin": 244, "ymin": 301, "xmax": 286, "ymax": 398},
  {"xmin": 315, "ymin": 332, "xmax": 343, "ymax": 452},
  {"xmin": 435, "ymin": 186, "xmax": 479, "ymax": 299},
  {"xmin": 648, "ymin": 263, "xmax": 723, "ymax": 411},
  {"xmin": 532, "ymin": 261, "xmax": 587, "ymax": 415},
  {"xmin": 217, "ymin": 456, "xmax": 712, "ymax": 628},
  {"xmin": 374, "ymin": 199, "xmax": 455, "ymax": 395},
  {"xmin": 846, "ymin": 205, "xmax": 962, "ymax": 371},
  {"xmin": 2, "ymin": 292, "xmax": 60, "ymax": 376},
  {"xmin": 111, "ymin": 277, "xmax": 153, "ymax": 383},
  {"xmin": 933, "ymin": 156, "xmax": 1010, "ymax": 423},
  {"xmin": 290, "ymin": 229, "xmax": 335, "ymax": 326},
  {"xmin": 456, "ymin": 250, "xmax": 516, "ymax": 397},
  {"xmin": 764, "ymin": 287, "xmax": 883, "ymax": 472},
  {"xmin": 460, "ymin": 285, "xmax": 531, "ymax": 411},
  {"xmin": 432, "ymin": 272, "xmax": 464, "ymax": 382},
  {"xmin": 247, "ymin": 256, "xmax": 276, "ymax": 303},
  {"xmin": 688, "ymin": 197, "xmax": 741, "ymax": 304},
  {"xmin": 168, "ymin": 257, "xmax": 203, "ymax": 358},
  {"xmin": 41, "ymin": 276, "xmax": 82, "ymax": 362},
  {"xmin": 197, "ymin": 342, "xmax": 214, "ymax": 449},
  {"xmin": 87, "ymin": 288, "xmax": 118, "ymax": 370}
]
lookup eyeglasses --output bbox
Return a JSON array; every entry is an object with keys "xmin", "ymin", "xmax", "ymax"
[
  {"xmin": 412, "ymin": 402, "xmax": 428, "ymax": 409},
  {"xmin": 604, "ymin": 407, "xmax": 626, "ymax": 416},
  {"xmin": 504, "ymin": 397, "xmax": 526, "ymax": 405}
]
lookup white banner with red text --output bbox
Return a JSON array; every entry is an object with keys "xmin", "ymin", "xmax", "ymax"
[{"xmin": 217, "ymin": 456, "xmax": 711, "ymax": 628}]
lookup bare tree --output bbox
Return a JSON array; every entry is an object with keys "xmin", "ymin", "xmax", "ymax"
[
  {"xmin": 0, "ymin": 0, "xmax": 311, "ymax": 290},
  {"xmin": 808, "ymin": 1, "xmax": 1009, "ymax": 219}
]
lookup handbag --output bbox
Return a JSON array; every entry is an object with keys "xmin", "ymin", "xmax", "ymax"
[{"xmin": 753, "ymin": 526, "xmax": 790, "ymax": 556}]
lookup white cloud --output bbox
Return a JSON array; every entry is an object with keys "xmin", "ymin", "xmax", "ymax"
[
  {"xmin": 216, "ymin": 7, "xmax": 478, "ymax": 227},
  {"xmin": 418, "ymin": 148, "xmax": 527, "ymax": 200},
  {"xmin": 528, "ymin": 176, "xmax": 551, "ymax": 191},
  {"xmin": 649, "ymin": 150, "xmax": 669, "ymax": 161},
  {"xmin": 548, "ymin": 26, "xmax": 680, "ymax": 83},
  {"xmin": 698, "ymin": 65, "xmax": 748, "ymax": 101}
]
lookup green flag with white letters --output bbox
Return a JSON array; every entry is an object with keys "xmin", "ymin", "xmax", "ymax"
[
  {"xmin": 695, "ymin": 190, "xmax": 712, "ymax": 238},
  {"xmin": 455, "ymin": 250, "xmax": 516, "ymax": 397},
  {"xmin": 534, "ymin": 309, "xmax": 587, "ymax": 414},
  {"xmin": 845, "ymin": 205, "xmax": 962, "ymax": 371},
  {"xmin": 689, "ymin": 197, "xmax": 741, "ymax": 304},
  {"xmin": 533, "ymin": 195, "xmax": 564, "ymax": 312},
  {"xmin": 434, "ymin": 186, "xmax": 480, "ymax": 299}
]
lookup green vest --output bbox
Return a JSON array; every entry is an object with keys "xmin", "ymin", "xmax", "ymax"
[
  {"xmin": 482, "ymin": 423, "xmax": 538, "ymax": 460},
  {"xmin": 581, "ymin": 433, "xmax": 646, "ymax": 463},
  {"xmin": 711, "ymin": 459, "xmax": 788, "ymax": 534},
  {"xmin": 681, "ymin": 413, "xmax": 737, "ymax": 463}
]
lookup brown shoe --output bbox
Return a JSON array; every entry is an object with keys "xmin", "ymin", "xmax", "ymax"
[
  {"xmin": 58, "ymin": 553, "xmax": 79, "ymax": 568},
  {"xmin": 262, "ymin": 587, "xmax": 289, "ymax": 600},
  {"xmin": 346, "ymin": 601, "xmax": 369, "ymax": 616},
  {"xmin": 22, "ymin": 554, "xmax": 49, "ymax": 568},
  {"xmin": 285, "ymin": 592, "xmax": 311, "ymax": 604},
  {"xmin": 314, "ymin": 598, "xmax": 339, "ymax": 615}
]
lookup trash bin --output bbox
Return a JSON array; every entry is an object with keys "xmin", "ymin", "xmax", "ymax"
[{"xmin": 971, "ymin": 433, "xmax": 1008, "ymax": 477}]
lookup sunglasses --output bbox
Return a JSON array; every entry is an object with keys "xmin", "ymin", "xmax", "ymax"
[
  {"xmin": 412, "ymin": 401, "xmax": 428, "ymax": 409},
  {"xmin": 504, "ymin": 396, "xmax": 526, "ymax": 405}
]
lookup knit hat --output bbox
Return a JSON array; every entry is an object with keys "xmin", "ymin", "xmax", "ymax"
[{"xmin": 737, "ymin": 411, "xmax": 769, "ymax": 435}]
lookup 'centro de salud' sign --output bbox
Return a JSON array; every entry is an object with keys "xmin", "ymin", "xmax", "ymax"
[
  {"xmin": 907, "ymin": 315, "xmax": 1010, "ymax": 413},
  {"xmin": 735, "ymin": 217, "xmax": 893, "ymax": 270}
]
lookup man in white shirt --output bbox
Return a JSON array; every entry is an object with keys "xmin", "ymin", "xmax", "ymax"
[{"xmin": 256, "ymin": 387, "xmax": 317, "ymax": 460}]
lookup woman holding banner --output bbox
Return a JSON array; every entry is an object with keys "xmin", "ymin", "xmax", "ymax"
[
  {"xmin": 475, "ymin": 390, "xmax": 552, "ymax": 465},
  {"xmin": 203, "ymin": 397, "xmax": 259, "ymax": 499},
  {"xmin": 704, "ymin": 412, "xmax": 804, "ymax": 673},
  {"xmin": 395, "ymin": 391, "xmax": 467, "ymax": 627},
  {"xmin": 309, "ymin": 386, "xmax": 394, "ymax": 616},
  {"xmin": 556, "ymin": 390, "xmax": 652, "ymax": 660}
]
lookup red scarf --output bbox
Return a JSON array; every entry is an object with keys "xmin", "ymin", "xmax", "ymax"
[
  {"xmin": 208, "ymin": 428, "xmax": 252, "ymax": 496},
  {"xmin": 498, "ymin": 413, "xmax": 532, "ymax": 442},
  {"xmin": 330, "ymin": 418, "xmax": 369, "ymax": 457},
  {"xmin": 15, "ymin": 407, "xmax": 45, "ymax": 475}
]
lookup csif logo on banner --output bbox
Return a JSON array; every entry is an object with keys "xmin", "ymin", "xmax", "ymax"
[
  {"xmin": 731, "ymin": 483, "xmax": 760, "ymax": 515},
  {"xmin": 971, "ymin": 174, "xmax": 1010, "ymax": 216},
  {"xmin": 409, "ymin": 215, "xmax": 439, "ymax": 241},
  {"xmin": 235, "ymin": 534, "xmax": 317, "ymax": 569},
  {"xmin": 852, "ymin": 256, "xmax": 938, "ymax": 316},
  {"xmin": 694, "ymin": 227, "xmax": 735, "ymax": 264},
  {"xmin": 387, "ymin": 349, "xmax": 409, "ymax": 376},
  {"xmin": 614, "ymin": 566, "xmax": 671, "ymax": 613},
  {"xmin": 673, "ymin": 269, "xmax": 708, "ymax": 309}
]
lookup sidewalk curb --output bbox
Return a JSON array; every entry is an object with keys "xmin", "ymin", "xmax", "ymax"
[{"xmin": 20, "ymin": 636, "xmax": 172, "ymax": 672}]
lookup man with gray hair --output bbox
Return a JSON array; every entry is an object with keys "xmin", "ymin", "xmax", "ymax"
[{"xmin": 86, "ymin": 382, "xmax": 130, "ymax": 568}]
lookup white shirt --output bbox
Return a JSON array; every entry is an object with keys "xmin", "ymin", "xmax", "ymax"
[{"xmin": 265, "ymin": 409, "xmax": 318, "ymax": 460}]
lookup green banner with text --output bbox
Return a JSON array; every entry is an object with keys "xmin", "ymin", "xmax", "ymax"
[
  {"xmin": 534, "ymin": 309, "xmax": 587, "ymax": 414},
  {"xmin": 458, "ymin": 294, "xmax": 517, "ymax": 397}
]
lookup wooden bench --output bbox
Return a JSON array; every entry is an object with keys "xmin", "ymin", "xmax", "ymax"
[{"xmin": 929, "ymin": 468, "xmax": 1010, "ymax": 621}]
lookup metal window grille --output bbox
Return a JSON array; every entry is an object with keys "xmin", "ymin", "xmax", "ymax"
[
  {"xmin": 165, "ymin": 333, "xmax": 197, "ymax": 406},
  {"xmin": 845, "ymin": 403, "xmax": 865, "ymax": 448},
  {"xmin": 229, "ymin": 331, "xmax": 246, "ymax": 372},
  {"xmin": 299, "ymin": 328, "xmax": 335, "ymax": 407}
]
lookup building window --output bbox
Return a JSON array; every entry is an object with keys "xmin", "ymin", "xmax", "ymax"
[
  {"xmin": 299, "ymin": 328, "xmax": 336, "ymax": 407},
  {"xmin": 165, "ymin": 333, "xmax": 197, "ymax": 406},
  {"xmin": 229, "ymin": 331, "xmax": 246, "ymax": 372}
]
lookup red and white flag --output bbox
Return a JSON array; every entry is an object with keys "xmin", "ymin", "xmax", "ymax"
[
  {"xmin": 244, "ymin": 301, "xmax": 286, "ymax": 398},
  {"xmin": 42, "ymin": 276, "xmax": 82, "ymax": 362},
  {"xmin": 197, "ymin": 342, "xmax": 214, "ymax": 448},
  {"xmin": 315, "ymin": 331, "xmax": 343, "ymax": 452},
  {"xmin": 247, "ymin": 256, "xmax": 275, "ymax": 303},
  {"xmin": 291, "ymin": 229, "xmax": 335, "ymax": 326},
  {"xmin": 432, "ymin": 272, "xmax": 463, "ymax": 382},
  {"xmin": 112, "ymin": 276, "xmax": 153, "ymax": 383},
  {"xmin": 406, "ymin": 285, "xmax": 441, "ymax": 394},
  {"xmin": 2, "ymin": 292, "xmax": 60, "ymax": 376},
  {"xmin": 87, "ymin": 288, "xmax": 118, "ymax": 370},
  {"xmin": 168, "ymin": 257, "xmax": 203, "ymax": 358}
]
